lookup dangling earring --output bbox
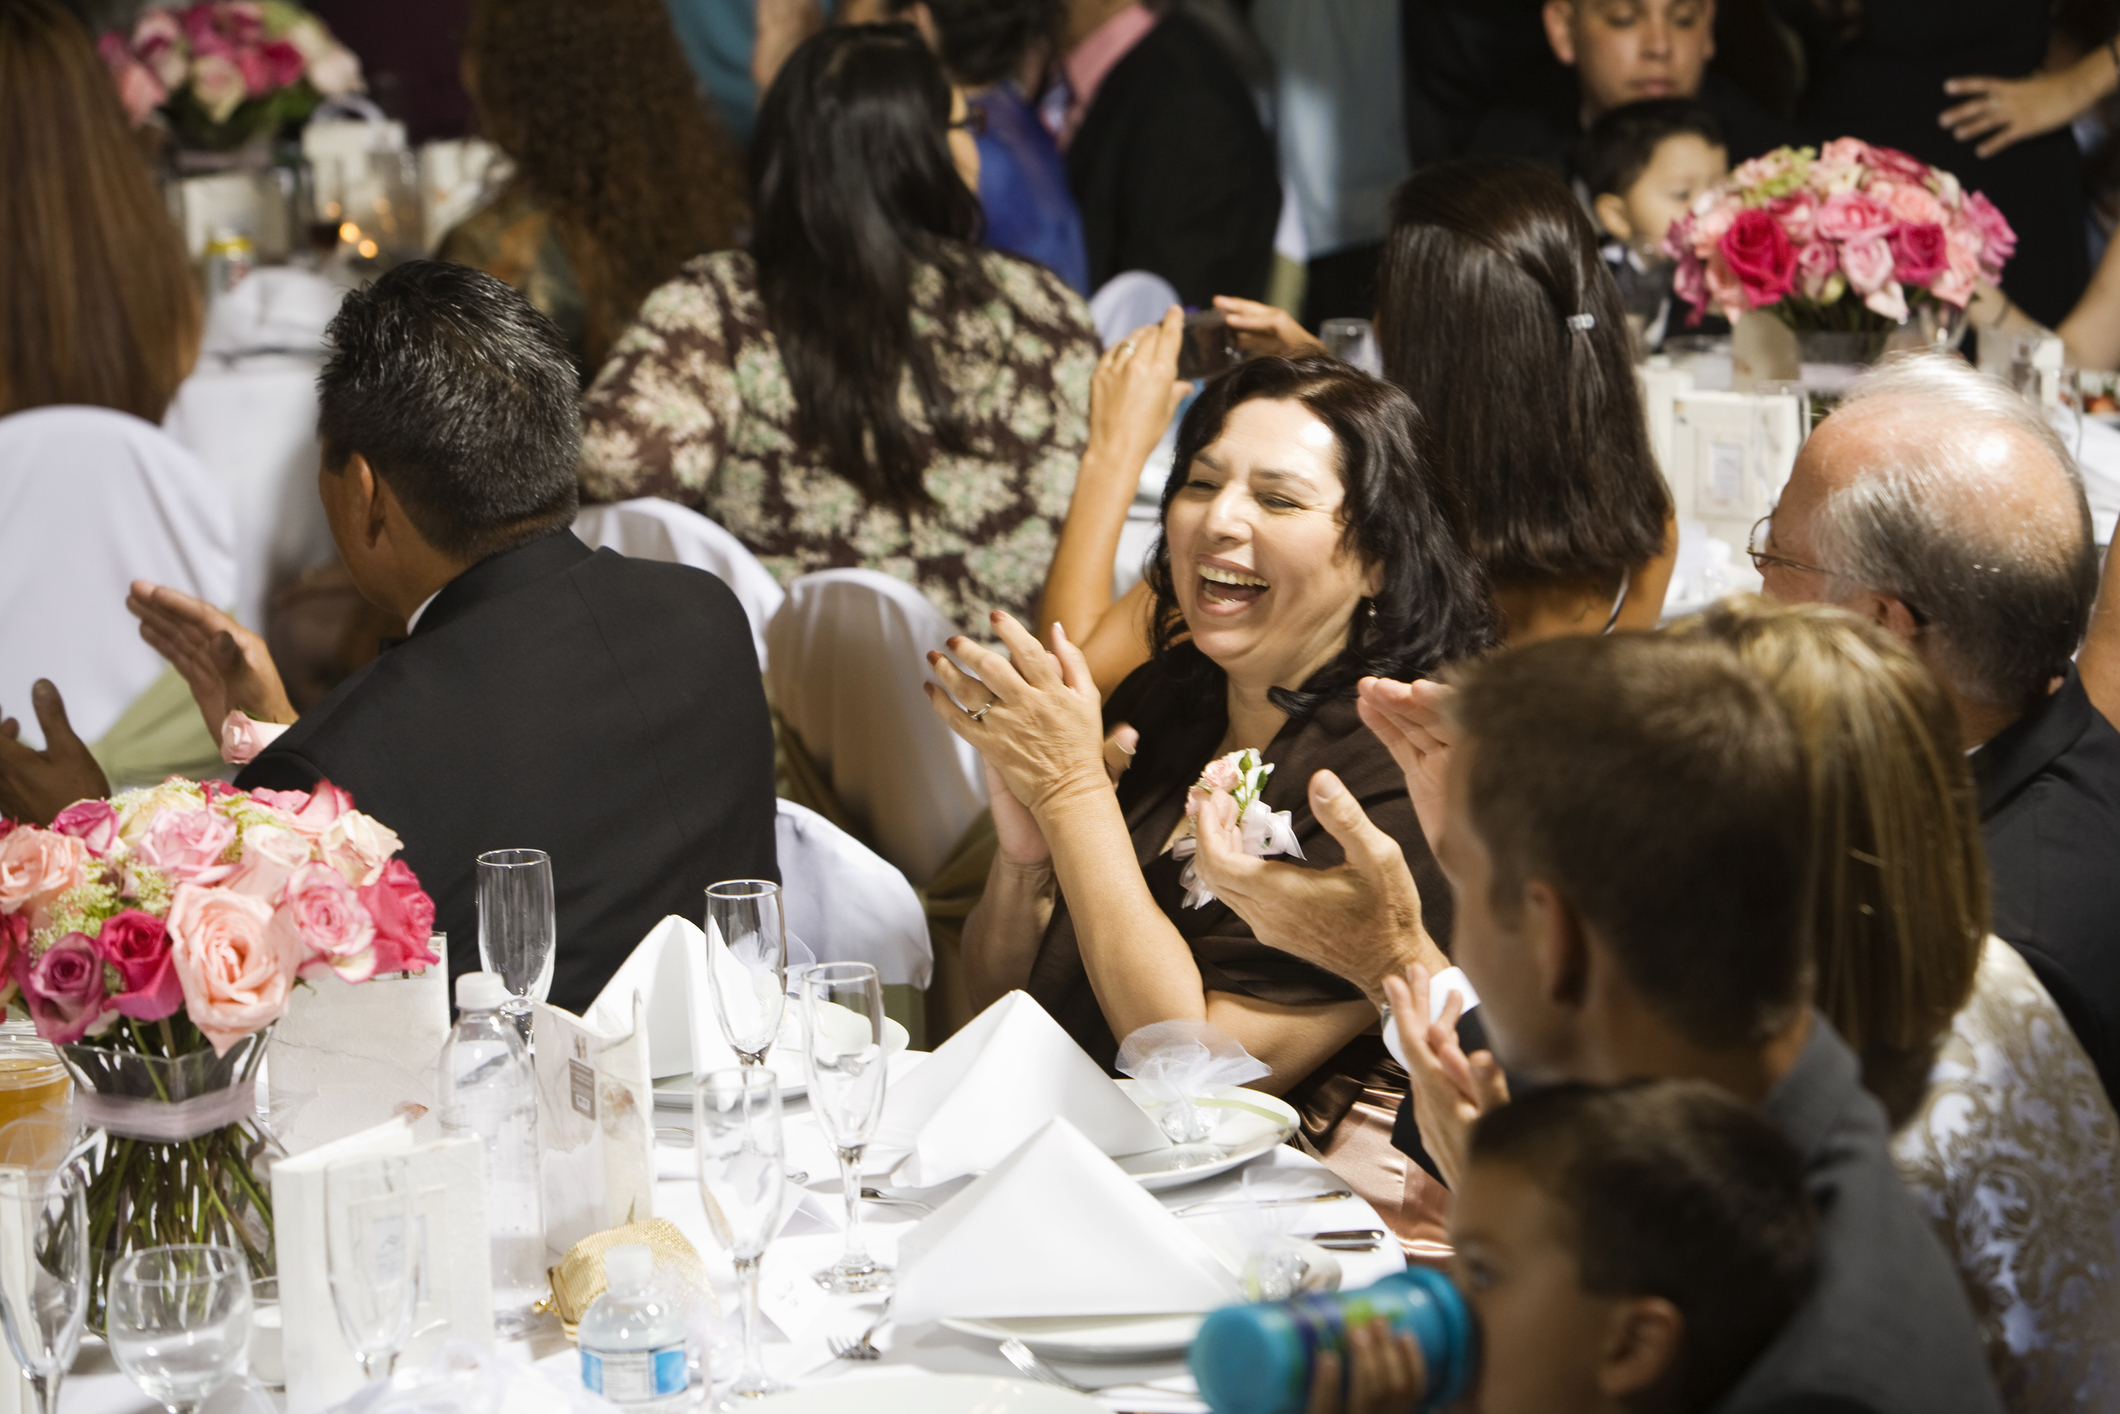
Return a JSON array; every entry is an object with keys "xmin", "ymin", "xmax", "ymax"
[{"xmin": 1366, "ymin": 599, "xmax": 1378, "ymax": 620}]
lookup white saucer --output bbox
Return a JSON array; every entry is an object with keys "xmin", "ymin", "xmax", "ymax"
[
  {"xmin": 651, "ymin": 1016, "xmax": 910, "ymax": 1106},
  {"xmin": 1113, "ymin": 1082, "xmax": 1299, "ymax": 1190},
  {"xmin": 939, "ymin": 1312, "xmax": 1207, "ymax": 1362},
  {"xmin": 755, "ymin": 1374, "xmax": 1099, "ymax": 1412}
]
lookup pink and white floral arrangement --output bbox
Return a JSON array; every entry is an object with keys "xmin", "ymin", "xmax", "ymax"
[
  {"xmin": 98, "ymin": 2, "xmax": 362, "ymax": 146},
  {"xmin": 1663, "ymin": 139, "xmax": 2017, "ymax": 330},
  {"xmin": 0, "ymin": 778, "xmax": 434, "ymax": 1056},
  {"xmin": 1171, "ymin": 748, "xmax": 1303, "ymax": 910}
]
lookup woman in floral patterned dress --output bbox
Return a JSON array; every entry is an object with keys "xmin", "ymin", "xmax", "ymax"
[{"xmin": 577, "ymin": 24, "xmax": 1098, "ymax": 636}]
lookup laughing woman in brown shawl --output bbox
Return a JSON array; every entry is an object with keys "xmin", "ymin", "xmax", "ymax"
[{"xmin": 925, "ymin": 356, "xmax": 1497, "ymax": 1247}]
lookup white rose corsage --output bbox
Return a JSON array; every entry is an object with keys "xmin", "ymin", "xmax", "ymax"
[{"xmin": 1169, "ymin": 748, "xmax": 1304, "ymax": 909}]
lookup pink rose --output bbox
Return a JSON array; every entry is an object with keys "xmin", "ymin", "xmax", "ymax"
[
  {"xmin": 233, "ymin": 45, "xmax": 268, "ymax": 97},
  {"xmin": 1718, "ymin": 209, "xmax": 1797, "ymax": 309},
  {"xmin": 135, "ymin": 807, "xmax": 238, "ymax": 886},
  {"xmin": 1795, "ymin": 239, "xmax": 1841, "ymax": 301},
  {"xmin": 111, "ymin": 56, "xmax": 166, "ymax": 125},
  {"xmin": 51, "ymin": 800, "xmax": 121, "ymax": 859},
  {"xmin": 1770, "ymin": 191, "xmax": 1819, "ymax": 245},
  {"xmin": 168, "ymin": 884, "xmax": 288, "ymax": 1054},
  {"xmin": 0, "ymin": 915, "xmax": 25, "ymax": 1004},
  {"xmin": 1198, "ymin": 757, "xmax": 1241, "ymax": 793},
  {"xmin": 1671, "ymin": 244, "xmax": 1709, "ymax": 324},
  {"xmin": 1815, "ymin": 192, "xmax": 1896, "ymax": 245},
  {"xmin": 319, "ymin": 811, "xmax": 401, "ymax": 888},
  {"xmin": 0, "ymin": 830, "xmax": 86, "ymax": 920},
  {"xmin": 190, "ymin": 52, "xmax": 245, "ymax": 123},
  {"xmin": 1961, "ymin": 191, "xmax": 2017, "ymax": 275},
  {"xmin": 18, "ymin": 934, "xmax": 109, "ymax": 1045},
  {"xmin": 224, "ymin": 2, "xmax": 265, "ymax": 45},
  {"xmin": 1889, "ymin": 223, "xmax": 1949, "ymax": 289},
  {"xmin": 1730, "ymin": 148, "xmax": 1794, "ymax": 192},
  {"xmin": 271, "ymin": 780, "xmax": 353, "ymax": 840},
  {"xmin": 259, "ymin": 38, "xmax": 304, "ymax": 88},
  {"xmin": 181, "ymin": 5, "xmax": 231, "ymax": 56},
  {"xmin": 131, "ymin": 9, "xmax": 182, "ymax": 51},
  {"xmin": 359, "ymin": 860, "xmax": 438, "ymax": 974},
  {"xmin": 1818, "ymin": 137, "xmax": 1874, "ymax": 168},
  {"xmin": 1876, "ymin": 181, "xmax": 1945, "ymax": 230},
  {"xmin": 1840, "ymin": 236, "xmax": 1897, "ymax": 296},
  {"xmin": 1864, "ymin": 144, "xmax": 1933, "ymax": 184},
  {"xmin": 275, "ymin": 862, "xmax": 376, "ymax": 982},
  {"xmin": 219, "ymin": 711, "xmax": 288, "ymax": 766},
  {"xmin": 96, "ymin": 911, "xmax": 183, "ymax": 1022},
  {"xmin": 1703, "ymin": 254, "xmax": 1749, "ymax": 323},
  {"xmin": 1690, "ymin": 200, "xmax": 1739, "ymax": 256},
  {"xmin": 224, "ymin": 822, "xmax": 311, "ymax": 902}
]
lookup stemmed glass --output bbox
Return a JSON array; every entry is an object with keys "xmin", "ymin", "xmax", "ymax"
[
  {"xmin": 325, "ymin": 1155, "xmax": 421, "ymax": 1383},
  {"xmin": 478, "ymin": 848, "xmax": 556, "ymax": 1038},
  {"xmin": 0, "ymin": 1167, "xmax": 88, "ymax": 1414},
  {"xmin": 705, "ymin": 881, "xmax": 787, "ymax": 1068},
  {"xmin": 695, "ymin": 1067, "xmax": 786, "ymax": 1405},
  {"xmin": 106, "ymin": 1245, "xmax": 251, "ymax": 1414},
  {"xmin": 802, "ymin": 962, "xmax": 892, "ymax": 1294}
]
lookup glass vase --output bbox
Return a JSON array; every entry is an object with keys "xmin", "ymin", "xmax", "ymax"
[{"xmin": 58, "ymin": 1031, "xmax": 282, "ymax": 1332}]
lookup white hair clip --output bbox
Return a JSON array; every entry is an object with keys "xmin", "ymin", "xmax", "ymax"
[{"xmin": 1566, "ymin": 313, "xmax": 1597, "ymax": 333}]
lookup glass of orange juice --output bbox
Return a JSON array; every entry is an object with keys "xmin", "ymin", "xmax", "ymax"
[{"xmin": 0, "ymin": 1025, "xmax": 72, "ymax": 1171}]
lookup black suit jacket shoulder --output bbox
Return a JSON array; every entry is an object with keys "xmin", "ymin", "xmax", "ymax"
[
  {"xmin": 1067, "ymin": 9, "xmax": 1280, "ymax": 305},
  {"xmin": 1975, "ymin": 668, "xmax": 2120, "ymax": 1105},
  {"xmin": 239, "ymin": 530, "xmax": 778, "ymax": 1013}
]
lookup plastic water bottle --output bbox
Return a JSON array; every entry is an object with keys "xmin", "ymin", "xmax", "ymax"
[
  {"xmin": 578, "ymin": 1245, "xmax": 690, "ymax": 1411},
  {"xmin": 1189, "ymin": 1269, "xmax": 1477, "ymax": 1414},
  {"xmin": 438, "ymin": 970, "xmax": 546, "ymax": 1335}
]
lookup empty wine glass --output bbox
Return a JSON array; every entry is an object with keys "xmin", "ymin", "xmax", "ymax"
[
  {"xmin": 325, "ymin": 1155, "xmax": 420, "ymax": 1383},
  {"xmin": 0, "ymin": 1167, "xmax": 88, "ymax": 1414},
  {"xmin": 802, "ymin": 962, "xmax": 892, "ymax": 1294},
  {"xmin": 705, "ymin": 881, "xmax": 787, "ymax": 1067},
  {"xmin": 107, "ymin": 1245, "xmax": 251, "ymax": 1414},
  {"xmin": 478, "ymin": 849, "xmax": 556, "ymax": 1038},
  {"xmin": 695, "ymin": 1067, "xmax": 786, "ymax": 1404}
]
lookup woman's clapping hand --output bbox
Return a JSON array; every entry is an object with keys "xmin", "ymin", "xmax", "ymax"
[
  {"xmin": 1385, "ymin": 964, "xmax": 1509, "ymax": 1193},
  {"xmin": 925, "ymin": 612, "xmax": 1112, "ymax": 823}
]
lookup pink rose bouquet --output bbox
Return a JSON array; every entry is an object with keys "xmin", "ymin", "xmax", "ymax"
[
  {"xmin": 96, "ymin": 1, "xmax": 362, "ymax": 149},
  {"xmin": 0, "ymin": 775, "xmax": 436, "ymax": 1057},
  {"xmin": 1664, "ymin": 139, "xmax": 2015, "ymax": 332}
]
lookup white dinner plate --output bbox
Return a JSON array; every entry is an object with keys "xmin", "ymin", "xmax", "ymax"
[
  {"xmin": 1113, "ymin": 1082, "xmax": 1299, "ymax": 1190},
  {"xmin": 754, "ymin": 1374, "xmax": 1099, "ymax": 1412},
  {"xmin": 940, "ymin": 1312, "xmax": 1208, "ymax": 1362},
  {"xmin": 651, "ymin": 1015, "xmax": 910, "ymax": 1106}
]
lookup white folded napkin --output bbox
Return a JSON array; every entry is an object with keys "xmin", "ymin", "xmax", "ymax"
[
  {"xmin": 892, "ymin": 1117, "xmax": 1239, "ymax": 1325},
  {"xmin": 874, "ymin": 990, "xmax": 1169, "ymax": 1187},
  {"xmin": 592, "ymin": 915, "xmax": 818, "ymax": 1082}
]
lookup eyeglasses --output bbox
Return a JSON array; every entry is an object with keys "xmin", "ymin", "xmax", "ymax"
[
  {"xmin": 948, "ymin": 106, "xmax": 987, "ymax": 137},
  {"xmin": 1745, "ymin": 514, "xmax": 1832, "ymax": 578}
]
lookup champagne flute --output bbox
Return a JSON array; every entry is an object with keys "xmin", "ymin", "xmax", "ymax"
[
  {"xmin": 705, "ymin": 881, "xmax": 787, "ymax": 1067},
  {"xmin": 106, "ymin": 1245, "xmax": 251, "ymax": 1414},
  {"xmin": 0, "ymin": 1167, "xmax": 88, "ymax": 1414},
  {"xmin": 325, "ymin": 1155, "xmax": 420, "ymax": 1383},
  {"xmin": 695, "ymin": 1067, "xmax": 786, "ymax": 1404},
  {"xmin": 478, "ymin": 849, "xmax": 556, "ymax": 1040},
  {"xmin": 802, "ymin": 962, "xmax": 892, "ymax": 1294}
]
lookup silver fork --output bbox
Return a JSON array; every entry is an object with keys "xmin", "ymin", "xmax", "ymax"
[
  {"xmin": 999, "ymin": 1338, "xmax": 1136, "ymax": 1394},
  {"xmin": 827, "ymin": 1300, "xmax": 893, "ymax": 1361}
]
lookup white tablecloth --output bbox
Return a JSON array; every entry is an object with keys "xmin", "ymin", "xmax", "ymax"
[{"xmin": 59, "ymin": 1066, "xmax": 1402, "ymax": 1414}]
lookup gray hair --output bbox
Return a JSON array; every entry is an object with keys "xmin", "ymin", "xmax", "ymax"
[{"xmin": 1810, "ymin": 351, "xmax": 2098, "ymax": 710}]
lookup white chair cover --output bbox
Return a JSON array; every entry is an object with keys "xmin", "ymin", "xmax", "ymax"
[
  {"xmin": 776, "ymin": 799, "xmax": 932, "ymax": 988},
  {"xmin": 766, "ymin": 569, "xmax": 987, "ymax": 884},
  {"xmin": 571, "ymin": 497, "xmax": 786, "ymax": 669},
  {"xmin": 1089, "ymin": 270, "xmax": 1183, "ymax": 350},
  {"xmin": 0, "ymin": 406, "xmax": 236, "ymax": 750}
]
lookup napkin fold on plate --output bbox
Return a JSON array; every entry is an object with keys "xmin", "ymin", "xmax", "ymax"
[
  {"xmin": 892, "ymin": 1117, "xmax": 1239, "ymax": 1325},
  {"xmin": 267, "ymin": 939, "xmax": 450, "ymax": 1154},
  {"xmin": 596, "ymin": 915, "xmax": 818, "ymax": 1085},
  {"xmin": 534, "ymin": 994, "xmax": 656, "ymax": 1252},
  {"xmin": 874, "ymin": 989, "xmax": 1170, "ymax": 1188}
]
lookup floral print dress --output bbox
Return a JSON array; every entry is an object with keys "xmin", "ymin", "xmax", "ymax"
[{"xmin": 577, "ymin": 247, "xmax": 1098, "ymax": 634}]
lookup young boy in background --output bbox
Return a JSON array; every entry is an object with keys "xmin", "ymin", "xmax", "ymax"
[
  {"xmin": 1576, "ymin": 99, "xmax": 1730, "ymax": 350},
  {"xmin": 1308, "ymin": 1079, "xmax": 1817, "ymax": 1414}
]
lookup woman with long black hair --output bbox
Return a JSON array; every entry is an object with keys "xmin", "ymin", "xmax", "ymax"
[{"xmin": 578, "ymin": 23, "xmax": 1100, "ymax": 634}]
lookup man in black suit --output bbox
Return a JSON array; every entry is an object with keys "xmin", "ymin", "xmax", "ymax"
[
  {"xmin": 0, "ymin": 262, "xmax": 777, "ymax": 1013},
  {"xmin": 1756, "ymin": 351, "xmax": 2120, "ymax": 1106}
]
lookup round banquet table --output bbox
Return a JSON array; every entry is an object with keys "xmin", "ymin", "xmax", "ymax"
[{"xmin": 57, "ymin": 1060, "xmax": 1406, "ymax": 1414}]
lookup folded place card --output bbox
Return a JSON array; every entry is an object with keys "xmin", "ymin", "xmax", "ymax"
[
  {"xmin": 596, "ymin": 916, "xmax": 697, "ymax": 1081},
  {"xmin": 873, "ymin": 990, "xmax": 1170, "ymax": 1188},
  {"xmin": 267, "ymin": 940, "xmax": 451, "ymax": 1154},
  {"xmin": 276, "ymin": 1116, "xmax": 496, "ymax": 1414},
  {"xmin": 891, "ymin": 1118, "xmax": 1239, "ymax": 1325},
  {"xmin": 534, "ymin": 996, "xmax": 655, "ymax": 1252}
]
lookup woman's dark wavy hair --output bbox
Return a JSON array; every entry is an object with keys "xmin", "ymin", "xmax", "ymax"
[
  {"xmin": 882, "ymin": 0, "xmax": 1061, "ymax": 87},
  {"xmin": 751, "ymin": 24, "xmax": 993, "ymax": 510},
  {"xmin": 1143, "ymin": 357, "xmax": 1500, "ymax": 722},
  {"xmin": 1376, "ymin": 158, "xmax": 1669, "ymax": 586}
]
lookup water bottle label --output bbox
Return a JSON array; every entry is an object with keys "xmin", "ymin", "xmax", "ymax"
[
  {"xmin": 569, "ymin": 1058, "xmax": 598, "ymax": 1119},
  {"xmin": 582, "ymin": 1345, "xmax": 687, "ymax": 1402}
]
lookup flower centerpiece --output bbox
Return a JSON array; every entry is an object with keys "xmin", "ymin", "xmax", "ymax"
[
  {"xmin": 0, "ymin": 777, "xmax": 434, "ymax": 1324},
  {"xmin": 97, "ymin": 1, "xmax": 363, "ymax": 152},
  {"xmin": 1663, "ymin": 139, "xmax": 2017, "ymax": 363},
  {"xmin": 1170, "ymin": 749, "xmax": 1304, "ymax": 910}
]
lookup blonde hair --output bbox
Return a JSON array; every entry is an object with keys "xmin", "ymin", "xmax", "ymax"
[{"xmin": 1674, "ymin": 596, "xmax": 1985, "ymax": 1125}]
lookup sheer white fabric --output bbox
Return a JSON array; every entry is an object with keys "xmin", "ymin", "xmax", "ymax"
[
  {"xmin": 775, "ymin": 799, "xmax": 932, "ymax": 989},
  {"xmin": 572, "ymin": 497, "xmax": 786, "ymax": 669},
  {"xmin": 1088, "ymin": 270, "xmax": 1182, "ymax": 350},
  {"xmin": 766, "ymin": 569, "xmax": 986, "ymax": 884},
  {"xmin": 0, "ymin": 406, "xmax": 235, "ymax": 750}
]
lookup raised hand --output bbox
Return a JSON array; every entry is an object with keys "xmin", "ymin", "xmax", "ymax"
[
  {"xmin": 0, "ymin": 681, "xmax": 111, "ymax": 825},
  {"xmin": 1212, "ymin": 295, "xmax": 1326, "ymax": 360},
  {"xmin": 1355, "ymin": 676, "xmax": 1456, "ymax": 850},
  {"xmin": 1384, "ymin": 965, "xmax": 1510, "ymax": 1192},
  {"xmin": 1090, "ymin": 306, "xmax": 1191, "ymax": 476},
  {"xmin": 125, "ymin": 580, "xmax": 296, "ymax": 734},
  {"xmin": 924, "ymin": 613, "xmax": 1109, "ymax": 820}
]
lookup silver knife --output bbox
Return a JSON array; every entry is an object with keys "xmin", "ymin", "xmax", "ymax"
[
  {"xmin": 1301, "ymin": 1229, "xmax": 1389, "ymax": 1250},
  {"xmin": 1172, "ymin": 1188, "xmax": 1355, "ymax": 1216}
]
